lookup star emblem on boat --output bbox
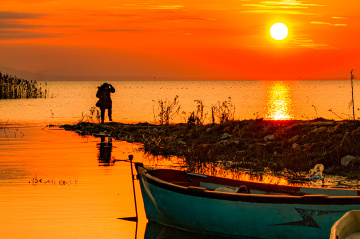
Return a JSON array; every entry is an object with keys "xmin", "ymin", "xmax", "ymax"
[{"xmin": 271, "ymin": 208, "xmax": 347, "ymax": 229}]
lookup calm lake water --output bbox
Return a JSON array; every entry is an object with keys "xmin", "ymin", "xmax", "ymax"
[
  {"xmin": 0, "ymin": 80, "xmax": 359, "ymax": 125},
  {"xmin": 0, "ymin": 80, "xmax": 358, "ymax": 238}
]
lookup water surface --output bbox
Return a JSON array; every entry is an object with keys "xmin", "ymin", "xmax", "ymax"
[
  {"xmin": 0, "ymin": 125, "xmax": 147, "ymax": 238},
  {"xmin": 0, "ymin": 80, "xmax": 358, "ymax": 125}
]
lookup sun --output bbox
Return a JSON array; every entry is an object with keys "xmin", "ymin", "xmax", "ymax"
[{"xmin": 270, "ymin": 23, "xmax": 288, "ymax": 40}]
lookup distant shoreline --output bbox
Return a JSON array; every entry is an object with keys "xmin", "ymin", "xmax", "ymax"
[{"xmin": 0, "ymin": 67, "xmax": 349, "ymax": 82}]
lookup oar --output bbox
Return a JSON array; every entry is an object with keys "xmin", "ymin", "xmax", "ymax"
[{"xmin": 118, "ymin": 155, "xmax": 138, "ymax": 222}]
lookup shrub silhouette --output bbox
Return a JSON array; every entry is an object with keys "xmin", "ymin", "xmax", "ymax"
[{"xmin": 0, "ymin": 71, "xmax": 47, "ymax": 99}]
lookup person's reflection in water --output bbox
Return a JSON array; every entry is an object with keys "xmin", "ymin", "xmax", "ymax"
[{"xmin": 97, "ymin": 136, "xmax": 114, "ymax": 166}]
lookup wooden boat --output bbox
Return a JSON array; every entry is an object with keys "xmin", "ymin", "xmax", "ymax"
[
  {"xmin": 330, "ymin": 210, "xmax": 360, "ymax": 239},
  {"xmin": 135, "ymin": 163, "xmax": 360, "ymax": 239}
]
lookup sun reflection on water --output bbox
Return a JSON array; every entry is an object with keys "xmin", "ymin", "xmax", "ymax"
[{"xmin": 265, "ymin": 81, "xmax": 294, "ymax": 120}]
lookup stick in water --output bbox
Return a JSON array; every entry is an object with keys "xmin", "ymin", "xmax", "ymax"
[{"xmin": 118, "ymin": 155, "xmax": 138, "ymax": 222}]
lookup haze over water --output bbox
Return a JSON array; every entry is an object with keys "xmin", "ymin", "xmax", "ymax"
[{"xmin": 0, "ymin": 80, "xmax": 359, "ymax": 238}]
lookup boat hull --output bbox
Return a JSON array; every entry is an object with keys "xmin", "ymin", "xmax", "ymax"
[{"xmin": 136, "ymin": 164, "xmax": 360, "ymax": 239}]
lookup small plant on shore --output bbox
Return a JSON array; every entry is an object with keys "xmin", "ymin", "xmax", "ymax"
[
  {"xmin": 211, "ymin": 97, "xmax": 235, "ymax": 124},
  {"xmin": 312, "ymin": 105, "xmax": 318, "ymax": 119},
  {"xmin": 302, "ymin": 115, "xmax": 310, "ymax": 120},
  {"xmin": 80, "ymin": 106, "xmax": 100, "ymax": 123},
  {"xmin": 187, "ymin": 100, "xmax": 207, "ymax": 125},
  {"xmin": 253, "ymin": 112, "xmax": 261, "ymax": 120},
  {"xmin": 328, "ymin": 109, "xmax": 349, "ymax": 120},
  {"xmin": 153, "ymin": 95, "xmax": 181, "ymax": 125}
]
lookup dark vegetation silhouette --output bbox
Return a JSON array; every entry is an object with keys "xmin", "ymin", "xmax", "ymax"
[
  {"xmin": 0, "ymin": 71, "xmax": 47, "ymax": 99},
  {"xmin": 152, "ymin": 95, "xmax": 181, "ymax": 125},
  {"xmin": 153, "ymin": 96, "xmax": 235, "ymax": 126},
  {"xmin": 211, "ymin": 97, "xmax": 235, "ymax": 124}
]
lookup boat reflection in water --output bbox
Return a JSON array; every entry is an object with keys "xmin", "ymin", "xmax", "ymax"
[
  {"xmin": 144, "ymin": 222, "xmax": 240, "ymax": 239},
  {"xmin": 265, "ymin": 81, "xmax": 294, "ymax": 120}
]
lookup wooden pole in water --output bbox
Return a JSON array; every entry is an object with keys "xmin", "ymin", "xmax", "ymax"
[
  {"xmin": 129, "ymin": 155, "xmax": 138, "ymax": 221},
  {"xmin": 351, "ymin": 69, "xmax": 356, "ymax": 121},
  {"xmin": 118, "ymin": 154, "xmax": 138, "ymax": 222}
]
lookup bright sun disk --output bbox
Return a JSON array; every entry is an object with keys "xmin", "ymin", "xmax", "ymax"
[{"xmin": 270, "ymin": 23, "xmax": 288, "ymax": 40}]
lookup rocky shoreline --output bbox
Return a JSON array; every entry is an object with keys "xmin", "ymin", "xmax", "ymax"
[{"xmin": 61, "ymin": 119, "xmax": 360, "ymax": 185}]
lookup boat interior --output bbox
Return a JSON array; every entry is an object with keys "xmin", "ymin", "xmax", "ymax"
[{"xmin": 144, "ymin": 167, "xmax": 360, "ymax": 197}]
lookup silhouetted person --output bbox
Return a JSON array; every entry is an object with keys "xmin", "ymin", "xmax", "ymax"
[{"xmin": 96, "ymin": 83, "xmax": 115, "ymax": 123}]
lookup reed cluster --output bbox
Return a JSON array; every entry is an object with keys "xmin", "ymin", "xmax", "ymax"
[
  {"xmin": 153, "ymin": 96, "xmax": 235, "ymax": 125},
  {"xmin": 80, "ymin": 106, "xmax": 100, "ymax": 123},
  {"xmin": 0, "ymin": 72, "xmax": 47, "ymax": 99},
  {"xmin": 153, "ymin": 95, "xmax": 181, "ymax": 125}
]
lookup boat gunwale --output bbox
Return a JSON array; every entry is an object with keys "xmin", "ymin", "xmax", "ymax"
[{"xmin": 135, "ymin": 163, "xmax": 360, "ymax": 205}]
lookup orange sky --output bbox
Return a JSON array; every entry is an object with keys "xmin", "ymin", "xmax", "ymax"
[{"xmin": 1, "ymin": 0, "xmax": 360, "ymax": 80}]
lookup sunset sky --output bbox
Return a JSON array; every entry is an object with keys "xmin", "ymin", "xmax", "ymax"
[{"xmin": 1, "ymin": 0, "xmax": 360, "ymax": 80}]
